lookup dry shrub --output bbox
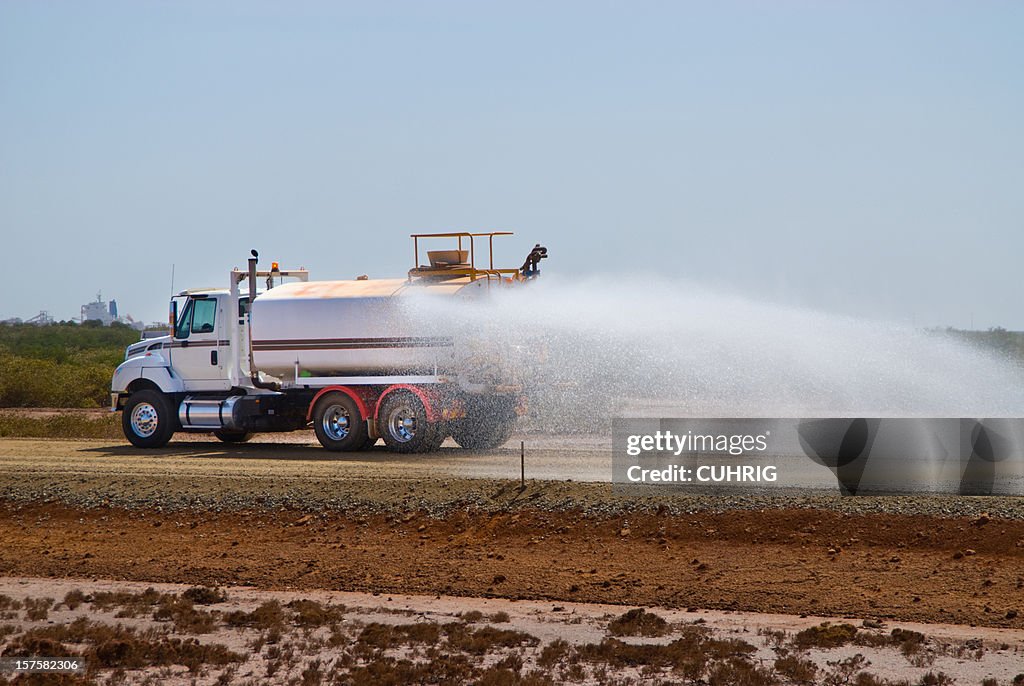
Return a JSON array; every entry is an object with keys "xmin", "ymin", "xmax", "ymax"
[
  {"xmin": 774, "ymin": 653, "xmax": 817, "ymax": 684},
  {"xmin": 476, "ymin": 667, "xmax": 520, "ymax": 686},
  {"xmin": 495, "ymin": 652, "xmax": 524, "ymax": 672},
  {"xmin": 443, "ymin": 623, "xmax": 539, "ymax": 655},
  {"xmin": 326, "ymin": 624, "xmax": 346, "ymax": 648},
  {"xmin": 821, "ymin": 654, "xmax": 870, "ymax": 686},
  {"xmin": 356, "ymin": 622, "xmax": 441, "ymax": 651},
  {"xmin": 91, "ymin": 635, "xmax": 240, "ymax": 672},
  {"xmin": 2, "ymin": 635, "xmax": 68, "ymax": 658},
  {"xmin": 224, "ymin": 600, "xmax": 286, "ymax": 631},
  {"xmin": 577, "ymin": 628, "xmax": 755, "ymax": 683},
  {"xmin": 607, "ymin": 608, "xmax": 670, "ymax": 637},
  {"xmin": 91, "ymin": 588, "xmax": 164, "ymax": 616},
  {"xmin": 62, "ymin": 590, "xmax": 87, "ymax": 611},
  {"xmin": 3, "ymin": 618, "xmax": 242, "ymax": 673},
  {"xmin": 792, "ymin": 622, "xmax": 858, "ymax": 650},
  {"xmin": 181, "ymin": 587, "xmax": 228, "ymax": 605},
  {"xmin": 287, "ymin": 599, "xmax": 345, "ymax": 628},
  {"xmin": 152, "ymin": 596, "xmax": 217, "ymax": 634},
  {"xmin": 708, "ymin": 657, "xmax": 779, "ymax": 686},
  {"xmin": 1, "ymin": 674, "xmax": 92, "ymax": 686},
  {"xmin": 0, "ymin": 595, "xmax": 23, "ymax": 612},
  {"xmin": 538, "ymin": 639, "xmax": 571, "ymax": 668},
  {"xmin": 299, "ymin": 659, "xmax": 323, "ymax": 686},
  {"xmin": 892, "ymin": 628, "xmax": 926, "ymax": 651},
  {"xmin": 917, "ymin": 671, "xmax": 955, "ymax": 686},
  {"xmin": 345, "ymin": 654, "xmax": 477, "ymax": 685},
  {"xmin": 22, "ymin": 597, "xmax": 54, "ymax": 621},
  {"xmin": 759, "ymin": 628, "xmax": 788, "ymax": 648}
]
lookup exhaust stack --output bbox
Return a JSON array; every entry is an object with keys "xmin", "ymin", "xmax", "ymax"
[
  {"xmin": 248, "ymin": 249, "xmax": 258, "ymax": 302},
  {"xmin": 246, "ymin": 249, "xmax": 280, "ymax": 391}
]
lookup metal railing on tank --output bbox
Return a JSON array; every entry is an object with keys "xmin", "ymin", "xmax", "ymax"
[{"xmin": 408, "ymin": 232, "xmax": 522, "ymax": 285}]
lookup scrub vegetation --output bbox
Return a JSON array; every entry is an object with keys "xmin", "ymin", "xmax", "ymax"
[
  {"xmin": 4, "ymin": 591, "xmax": 1012, "ymax": 686},
  {"xmin": 0, "ymin": 322, "xmax": 141, "ymax": 408},
  {"xmin": 0, "ymin": 412, "xmax": 121, "ymax": 439}
]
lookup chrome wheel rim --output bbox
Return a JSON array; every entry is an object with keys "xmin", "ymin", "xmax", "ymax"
[
  {"xmin": 387, "ymin": 404, "xmax": 418, "ymax": 443},
  {"xmin": 322, "ymin": 404, "xmax": 351, "ymax": 441},
  {"xmin": 130, "ymin": 402, "xmax": 159, "ymax": 438}
]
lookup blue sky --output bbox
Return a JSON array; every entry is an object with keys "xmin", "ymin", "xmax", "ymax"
[{"xmin": 2, "ymin": 2, "xmax": 1022, "ymax": 327}]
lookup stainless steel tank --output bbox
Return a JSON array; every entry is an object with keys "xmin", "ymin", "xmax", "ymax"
[{"xmin": 249, "ymin": 277, "xmax": 490, "ymax": 378}]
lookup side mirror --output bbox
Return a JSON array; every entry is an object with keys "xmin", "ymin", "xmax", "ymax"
[{"xmin": 170, "ymin": 300, "xmax": 178, "ymax": 338}]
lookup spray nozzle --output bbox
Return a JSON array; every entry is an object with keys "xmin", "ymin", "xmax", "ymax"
[{"xmin": 520, "ymin": 244, "xmax": 548, "ymax": 279}]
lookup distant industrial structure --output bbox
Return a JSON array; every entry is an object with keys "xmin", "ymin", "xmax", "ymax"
[
  {"xmin": 81, "ymin": 291, "xmax": 117, "ymax": 325},
  {"xmin": 1, "ymin": 310, "xmax": 56, "ymax": 326},
  {"xmin": 1, "ymin": 291, "xmax": 150, "ymax": 330},
  {"xmin": 80, "ymin": 292, "xmax": 145, "ymax": 330}
]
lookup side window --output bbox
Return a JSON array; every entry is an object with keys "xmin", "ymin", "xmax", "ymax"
[
  {"xmin": 191, "ymin": 298, "xmax": 217, "ymax": 334},
  {"xmin": 238, "ymin": 297, "xmax": 250, "ymax": 318},
  {"xmin": 175, "ymin": 300, "xmax": 193, "ymax": 339}
]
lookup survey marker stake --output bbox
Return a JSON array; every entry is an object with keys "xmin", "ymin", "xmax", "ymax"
[{"xmin": 520, "ymin": 441, "xmax": 525, "ymax": 489}]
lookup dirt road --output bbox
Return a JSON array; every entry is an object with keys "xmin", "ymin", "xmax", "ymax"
[
  {"xmin": 0, "ymin": 432, "xmax": 613, "ymax": 482},
  {"xmin": 0, "ymin": 415, "xmax": 841, "ymax": 486}
]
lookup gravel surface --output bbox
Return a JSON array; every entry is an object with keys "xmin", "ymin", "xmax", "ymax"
[{"xmin": 2, "ymin": 437, "xmax": 1023, "ymax": 519}]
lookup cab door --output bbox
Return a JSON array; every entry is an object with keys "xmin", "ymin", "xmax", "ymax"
[{"xmin": 171, "ymin": 295, "xmax": 231, "ymax": 391}]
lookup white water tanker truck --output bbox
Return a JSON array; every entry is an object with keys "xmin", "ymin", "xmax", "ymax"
[{"xmin": 110, "ymin": 232, "xmax": 548, "ymax": 452}]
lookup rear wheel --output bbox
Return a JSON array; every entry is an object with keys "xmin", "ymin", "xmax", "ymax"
[
  {"xmin": 214, "ymin": 430, "xmax": 253, "ymax": 443},
  {"xmin": 451, "ymin": 417, "xmax": 515, "ymax": 450},
  {"xmin": 122, "ymin": 390, "xmax": 176, "ymax": 448},
  {"xmin": 377, "ymin": 391, "xmax": 443, "ymax": 453},
  {"xmin": 312, "ymin": 392, "xmax": 368, "ymax": 452},
  {"xmin": 451, "ymin": 398, "xmax": 517, "ymax": 450}
]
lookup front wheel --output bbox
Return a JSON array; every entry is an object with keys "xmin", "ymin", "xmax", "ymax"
[
  {"xmin": 312, "ymin": 392, "xmax": 369, "ymax": 452},
  {"xmin": 377, "ymin": 391, "xmax": 444, "ymax": 453},
  {"xmin": 122, "ymin": 390, "xmax": 176, "ymax": 448}
]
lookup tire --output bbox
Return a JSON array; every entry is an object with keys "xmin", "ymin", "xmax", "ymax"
[
  {"xmin": 214, "ymin": 430, "xmax": 253, "ymax": 443},
  {"xmin": 377, "ymin": 391, "xmax": 443, "ymax": 453},
  {"xmin": 122, "ymin": 390, "xmax": 176, "ymax": 448},
  {"xmin": 451, "ymin": 399, "xmax": 517, "ymax": 450},
  {"xmin": 418, "ymin": 423, "xmax": 448, "ymax": 452},
  {"xmin": 451, "ymin": 417, "xmax": 515, "ymax": 450},
  {"xmin": 312, "ymin": 392, "xmax": 368, "ymax": 452}
]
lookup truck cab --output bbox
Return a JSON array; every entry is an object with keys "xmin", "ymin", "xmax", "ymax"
[{"xmin": 168, "ymin": 291, "xmax": 232, "ymax": 391}]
